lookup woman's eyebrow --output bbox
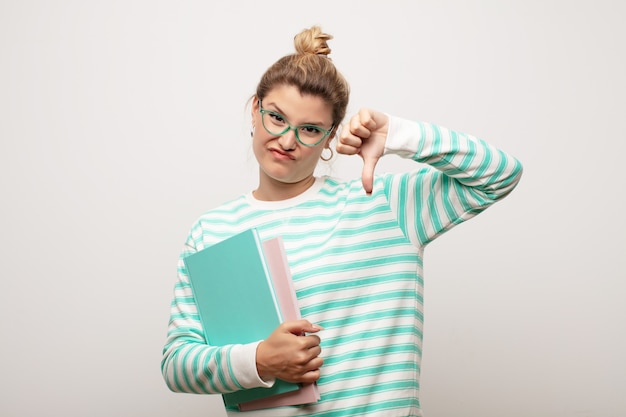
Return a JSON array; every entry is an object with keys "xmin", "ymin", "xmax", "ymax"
[
  {"xmin": 265, "ymin": 101, "xmax": 328, "ymax": 127},
  {"xmin": 268, "ymin": 104, "xmax": 288, "ymax": 118}
]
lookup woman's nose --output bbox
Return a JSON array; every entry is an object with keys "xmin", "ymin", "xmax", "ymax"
[{"xmin": 278, "ymin": 128, "xmax": 297, "ymax": 151}]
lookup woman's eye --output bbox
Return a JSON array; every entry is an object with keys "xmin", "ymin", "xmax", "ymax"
[
  {"xmin": 270, "ymin": 112, "xmax": 286, "ymax": 124},
  {"xmin": 302, "ymin": 126, "xmax": 322, "ymax": 134}
]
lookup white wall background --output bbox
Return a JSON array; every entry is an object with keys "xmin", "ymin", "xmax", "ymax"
[{"xmin": 1, "ymin": 1, "xmax": 624, "ymax": 416}]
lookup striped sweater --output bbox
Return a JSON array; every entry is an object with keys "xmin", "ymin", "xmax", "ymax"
[{"xmin": 161, "ymin": 116, "xmax": 523, "ymax": 416}]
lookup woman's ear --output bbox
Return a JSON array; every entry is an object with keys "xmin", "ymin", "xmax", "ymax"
[
  {"xmin": 251, "ymin": 96, "xmax": 260, "ymax": 116},
  {"xmin": 329, "ymin": 124, "xmax": 340, "ymax": 141},
  {"xmin": 323, "ymin": 133, "xmax": 334, "ymax": 149},
  {"xmin": 249, "ymin": 97, "xmax": 260, "ymax": 137}
]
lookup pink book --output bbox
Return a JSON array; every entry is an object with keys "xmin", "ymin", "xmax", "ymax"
[{"xmin": 237, "ymin": 237, "xmax": 321, "ymax": 411}]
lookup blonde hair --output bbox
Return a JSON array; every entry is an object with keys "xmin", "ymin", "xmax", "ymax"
[{"xmin": 255, "ymin": 26, "xmax": 350, "ymax": 127}]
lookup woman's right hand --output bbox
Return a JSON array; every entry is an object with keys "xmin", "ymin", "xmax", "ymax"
[
  {"xmin": 336, "ymin": 108, "xmax": 390, "ymax": 194},
  {"xmin": 256, "ymin": 320, "xmax": 324, "ymax": 384}
]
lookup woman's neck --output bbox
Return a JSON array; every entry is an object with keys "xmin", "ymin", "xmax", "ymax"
[{"xmin": 253, "ymin": 175, "xmax": 317, "ymax": 201}]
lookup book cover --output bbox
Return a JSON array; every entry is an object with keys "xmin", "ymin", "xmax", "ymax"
[
  {"xmin": 182, "ymin": 228, "xmax": 300, "ymax": 406},
  {"xmin": 238, "ymin": 236, "xmax": 321, "ymax": 411}
]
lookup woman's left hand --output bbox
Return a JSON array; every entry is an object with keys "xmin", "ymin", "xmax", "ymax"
[{"xmin": 336, "ymin": 108, "xmax": 389, "ymax": 194}]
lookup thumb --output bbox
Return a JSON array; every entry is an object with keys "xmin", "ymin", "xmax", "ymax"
[
  {"xmin": 360, "ymin": 153, "xmax": 379, "ymax": 194},
  {"xmin": 282, "ymin": 319, "xmax": 323, "ymax": 335}
]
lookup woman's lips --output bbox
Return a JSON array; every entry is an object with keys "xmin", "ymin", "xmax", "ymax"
[{"xmin": 269, "ymin": 147, "xmax": 295, "ymax": 160}]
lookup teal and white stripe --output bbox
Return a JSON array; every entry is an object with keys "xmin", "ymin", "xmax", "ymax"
[{"xmin": 162, "ymin": 116, "xmax": 523, "ymax": 416}]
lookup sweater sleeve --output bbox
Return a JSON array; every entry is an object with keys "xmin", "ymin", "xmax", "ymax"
[
  {"xmin": 160, "ymin": 240, "xmax": 274, "ymax": 394},
  {"xmin": 382, "ymin": 116, "xmax": 523, "ymax": 247}
]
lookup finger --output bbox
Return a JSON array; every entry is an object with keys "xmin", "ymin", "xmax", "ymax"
[
  {"xmin": 338, "ymin": 129, "xmax": 363, "ymax": 148},
  {"xmin": 307, "ymin": 344, "xmax": 322, "ymax": 358},
  {"xmin": 308, "ymin": 356, "xmax": 324, "ymax": 369},
  {"xmin": 299, "ymin": 334, "xmax": 321, "ymax": 349},
  {"xmin": 336, "ymin": 125, "xmax": 362, "ymax": 155},
  {"xmin": 361, "ymin": 154, "xmax": 378, "ymax": 194},
  {"xmin": 336, "ymin": 138, "xmax": 360, "ymax": 155},
  {"xmin": 349, "ymin": 111, "xmax": 374, "ymax": 139},
  {"xmin": 294, "ymin": 342, "xmax": 321, "ymax": 366},
  {"xmin": 302, "ymin": 356, "xmax": 323, "ymax": 372},
  {"xmin": 281, "ymin": 320, "xmax": 323, "ymax": 335},
  {"xmin": 300, "ymin": 356, "xmax": 323, "ymax": 375},
  {"xmin": 357, "ymin": 108, "xmax": 378, "ymax": 132},
  {"xmin": 300, "ymin": 368, "xmax": 321, "ymax": 384}
]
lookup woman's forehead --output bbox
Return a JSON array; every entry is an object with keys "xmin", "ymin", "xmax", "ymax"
[{"xmin": 262, "ymin": 85, "xmax": 333, "ymax": 125}]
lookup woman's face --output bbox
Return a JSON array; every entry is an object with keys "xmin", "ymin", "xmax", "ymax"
[{"xmin": 251, "ymin": 84, "xmax": 334, "ymax": 199}]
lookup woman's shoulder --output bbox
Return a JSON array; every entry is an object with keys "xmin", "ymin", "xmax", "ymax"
[
  {"xmin": 183, "ymin": 194, "xmax": 251, "ymax": 249},
  {"xmin": 190, "ymin": 194, "xmax": 249, "ymax": 229},
  {"xmin": 202, "ymin": 194, "xmax": 248, "ymax": 215}
]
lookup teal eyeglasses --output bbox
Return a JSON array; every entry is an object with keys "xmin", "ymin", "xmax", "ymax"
[{"xmin": 259, "ymin": 100, "xmax": 334, "ymax": 147}]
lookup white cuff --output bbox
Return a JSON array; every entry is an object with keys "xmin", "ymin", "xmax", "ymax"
[
  {"xmin": 229, "ymin": 342, "xmax": 275, "ymax": 389},
  {"xmin": 384, "ymin": 116, "xmax": 423, "ymax": 158}
]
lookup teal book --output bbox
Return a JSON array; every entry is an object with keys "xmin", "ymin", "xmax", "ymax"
[
  {"xmin": 237, "ymin": 236, "xmax": 320, "ymax": 411},
  {"xmin": 183, "ymin": 228, "xmax": 300, "ymax": 406}
]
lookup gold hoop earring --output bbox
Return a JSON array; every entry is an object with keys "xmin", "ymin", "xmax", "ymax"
[{"xmin": 320, "ymin": 147, "xmax": 334, "ymax": 162}]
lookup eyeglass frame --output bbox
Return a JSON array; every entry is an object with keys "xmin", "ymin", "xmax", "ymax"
[{"xmin": 258, "ymin": 100, "xmax": 335, "ymax": 147}]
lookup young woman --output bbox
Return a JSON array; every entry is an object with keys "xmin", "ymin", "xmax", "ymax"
[{"xmin": 161, "ymin": 26, "xmax": 523, "ymax": 416}]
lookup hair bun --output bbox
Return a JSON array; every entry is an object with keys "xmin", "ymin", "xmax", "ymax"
[{"xmin": 294, "ymin": 26, "xmax": 333, "ymax": 57}]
